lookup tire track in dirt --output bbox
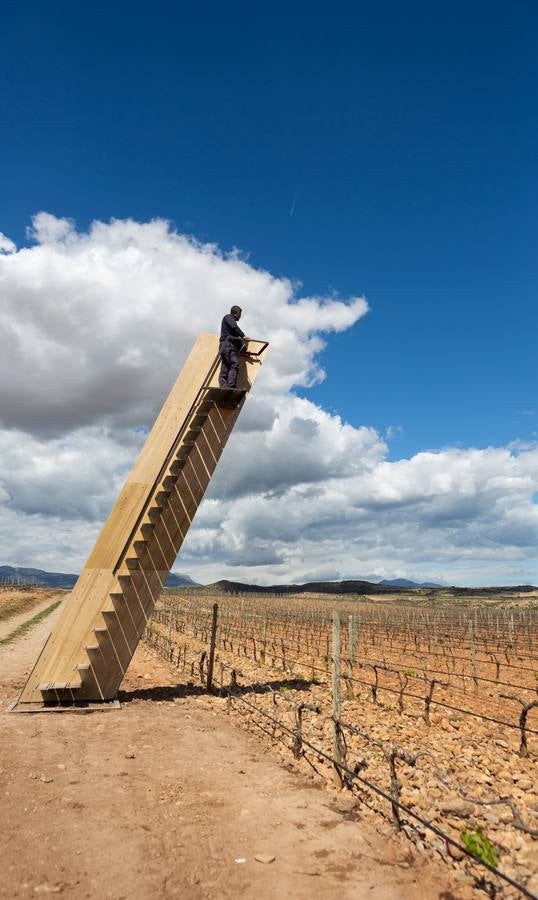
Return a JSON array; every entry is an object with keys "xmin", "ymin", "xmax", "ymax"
[{"xmin": 0, "ymin": 592, "xmax": 64, "ymax": 642}]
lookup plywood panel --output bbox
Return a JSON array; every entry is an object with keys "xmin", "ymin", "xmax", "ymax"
[{"xmin": 87, "ymin": 484, "xmax": 148, "ymax": 569}]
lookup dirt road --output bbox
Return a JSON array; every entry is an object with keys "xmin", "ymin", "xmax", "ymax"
[
  {"xmin": 0, "ymin": 603, "xmax": 462, "ymax": 899},
  {"xmin": 0, "ymin": 592, "xmax": 62, "ymax": 642}
]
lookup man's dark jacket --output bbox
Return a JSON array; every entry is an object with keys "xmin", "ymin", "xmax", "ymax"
[{"xmin": 220, "ymin": 314, "xmax": 245, "ymax": 350}]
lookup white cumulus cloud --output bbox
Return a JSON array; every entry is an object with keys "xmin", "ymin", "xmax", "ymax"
[{"xmin": 0, "ymin": 213, "xmax": 536, "ymax": 587}]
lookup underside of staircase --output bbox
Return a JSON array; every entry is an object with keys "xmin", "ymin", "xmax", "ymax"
[{"xmin": 14, "ymin": 332, "xmax": 267, "ymax": 708}]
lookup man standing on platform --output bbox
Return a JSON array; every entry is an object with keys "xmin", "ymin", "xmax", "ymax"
[{"xmin": 219, "ymin": 305, "xmax": 251, "ymax": 388}]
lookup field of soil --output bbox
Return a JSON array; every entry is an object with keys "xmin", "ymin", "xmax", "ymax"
[
  {"xmin": 0, "ymin": 587, "xmax": 63, "ymax": 640},
  {"xmin": 148, "ymin": 590, "xmax": 538, "ymax": 898},
  {"xmin": 0, "ymin": 590, "xmax": 461, "ymax": 900}
]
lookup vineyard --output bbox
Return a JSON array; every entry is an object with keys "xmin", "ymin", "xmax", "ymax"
[{"xmin": 145, "ymin": 590, "xmax": 538, "ymax": 898}]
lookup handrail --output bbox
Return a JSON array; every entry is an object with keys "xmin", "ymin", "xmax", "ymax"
[{"xmin": 244, "ymin": 339, "xmax": 269, "ymax": 357}]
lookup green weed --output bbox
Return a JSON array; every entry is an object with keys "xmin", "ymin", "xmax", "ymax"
[{"xmin": 459, "ymin": 827, "xmax": 498, "ymax": 868}]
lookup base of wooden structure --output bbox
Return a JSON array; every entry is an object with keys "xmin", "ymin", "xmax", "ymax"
[{"xmin": 8, "ymin": 698, "xmax": 121, "ymax": 714}]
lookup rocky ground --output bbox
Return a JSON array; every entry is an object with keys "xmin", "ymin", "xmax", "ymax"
[
  {"xmin": 0, "ymin": 594, "xmax": 463, "ymax": 900},
  {"xmin": 147, "ymin": 596, "xmax": 538, "ymax": 899}
]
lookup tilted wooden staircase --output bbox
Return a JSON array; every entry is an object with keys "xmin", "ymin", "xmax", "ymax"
[{"xmin": 15, "ymin": 332, "xmax": 267, "ymax": 708}]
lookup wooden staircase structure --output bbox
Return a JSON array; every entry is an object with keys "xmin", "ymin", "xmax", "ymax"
[{"xmin": 15, "ymin": 332, "xmax": 267, "ymax": 708}]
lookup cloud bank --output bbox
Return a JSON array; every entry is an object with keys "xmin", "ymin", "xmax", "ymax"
[{"xmin": 0, "ymin": 213, "xmax": 536, "ymax": 586}]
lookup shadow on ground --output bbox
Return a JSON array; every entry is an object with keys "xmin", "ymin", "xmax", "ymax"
[{"xmin": 119, "ymin": 676, "xmax": 315, "ymax": 704}]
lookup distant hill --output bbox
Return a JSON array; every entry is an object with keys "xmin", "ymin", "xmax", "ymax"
[
  {"xmin": 0, "ymin": 565, "xmax": 78, "ymax": 589},
  {"xmin": 199, "ymin": 577, "xmax": 536, "ymax": 596},
  {"xmin": 0, "ymin": 565, "xmax": 198, "ymax": 589},
  {"xmin": 165, "ymin": 572, "xmax": 199, "ymax": 587},
  {"xmin": 1, "ymin": 566, "xmax": 533, "ymax": 597},
  {"xmin": 204, "ymin": 578, "xmax": 400, "ymax": 595},
  {"xmin": 379, "ymin": 578, "xmax": 443, "ymax": 588}
]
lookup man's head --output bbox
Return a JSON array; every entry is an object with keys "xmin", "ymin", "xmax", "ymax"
[{"xmin": 230, "ymin": 305, "xmax": 242, "ymax": 320}]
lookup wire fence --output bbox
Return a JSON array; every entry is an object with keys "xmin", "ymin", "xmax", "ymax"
[
  {"xmin": 152, "ymin": 596, "xmax": 538, "ymax": 740},
  {"xmin": 0, "ymin": 578, "xmax": 41, "ymax": 590},
  {"xmin": 143, "ymin": 594, "xmax": 538, "ymax": 898}
]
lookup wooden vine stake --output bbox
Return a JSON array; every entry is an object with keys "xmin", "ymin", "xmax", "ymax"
[
  {"xmin": 206, "ymin": 603, "xmax": 219, "ymax": 693},
  {"xmin": 332, "ymin": 611, "xmax": 344, "ymax": 787}
]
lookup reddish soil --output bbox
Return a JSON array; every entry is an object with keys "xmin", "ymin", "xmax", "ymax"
[
  {"xmin": 0, "ymin": 601, "xmax": 462, "ymax": 900},
  {"xmin": 148, "ymin": 594, "xmax": 538, "ymax": 896}
]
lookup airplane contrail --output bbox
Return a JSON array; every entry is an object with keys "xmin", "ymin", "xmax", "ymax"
[{"xmin": 289, "ymin": 190, "xmax": 297, "ymax": 217}]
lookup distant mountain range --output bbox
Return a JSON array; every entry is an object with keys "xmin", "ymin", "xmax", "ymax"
[
  {"xmin": 0, "ymin": 567, "xmax": 442, "ymax": 593},
  {"xmin": 0, "ymin": 565, "xmax": 198, "ymax": 590},
  {"xmin": 378, "ymin": 578, "xmax": 443, "ymax": 588},
  {"xmin": 166, "ymin": 572, "xmax": 199, "ymax": 588},
  {"xmin": 202, "ymin": 578, "xmax": 536, "ymax": 595},
  {"xmin": 1, "ymin": 565, "xmax": 534, "ymax": 595},
  {"xmin": 203, "ymin": 577, "xmax": 443, "ymax": 594}
]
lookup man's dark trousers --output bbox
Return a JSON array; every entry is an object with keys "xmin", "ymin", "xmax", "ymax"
[{"xmin": 219, "ymin": 341, "xmax": 240, "ymax": 387}]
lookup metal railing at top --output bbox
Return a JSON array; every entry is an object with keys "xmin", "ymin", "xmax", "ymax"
[{"xmin": 244, "ymin": 339, "xmax": 269, "ymax": 357}]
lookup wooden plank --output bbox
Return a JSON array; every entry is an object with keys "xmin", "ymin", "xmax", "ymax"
[
  {"xmin": 129, "ymin": 333, "xmax": 219, "ymax": 485},
  {"xmin": 86, "ymin": 484, "xmax": 147, "ymax": 569}
]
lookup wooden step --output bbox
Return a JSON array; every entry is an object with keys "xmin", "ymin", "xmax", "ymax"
[
  {"xmin": 118, "ymin": 571, "xmax": 155, "ymax": 613},
  {"xmin": 37, "ymin": 680, "xmax": 81, "ymax": 692},
  {"xmin": 142, "ymin": 510, "xmax": 177, "ymax": 557},
  {"xmin": 103, "ymin": 603, "xmax": 140, "ymax": 647},
  {"xmin": 92, "ymin": 624, "xmax": 129, "ymax": 675},
  {"xmin": 162, "ymin": 474, "xmax": 179, "ymax": 492},
  {"xmin": 107, "ymin": 596, "xmax": 142, "ymax": 642},
  {"xmin": 132, "ymin": 536, "xmax": 171, "ymax": 574},
  {"xmin": 103, "ymin": 608, "xmax": 121, "ymax": 625},
  {"xmin": 203, "ymin": 387, "xmax": 246, "ymax": 408},
  {"xmin": 76, "ymin": 663, "xmax": 92, "ymax": 674},
  {"xmin": 94, "ymin": 627, "xmax": 115, "ymax": 651}
]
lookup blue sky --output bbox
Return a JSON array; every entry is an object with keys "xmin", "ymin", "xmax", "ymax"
[
  {"xmin": 2, "ymin": 0, "xmax": 536, "ymax": 458},
  {"xmin": 0, "ymin": 1, "xmax": 537, "ymax": 584}
]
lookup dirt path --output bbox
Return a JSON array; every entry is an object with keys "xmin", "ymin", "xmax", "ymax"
[
  {"xmin": 0, "ymin": 592, "xmax": 63, "ymax": 642},
  {"xmin": 0, "ymin": 614, "xmax": 463, "ymax": 899}
]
